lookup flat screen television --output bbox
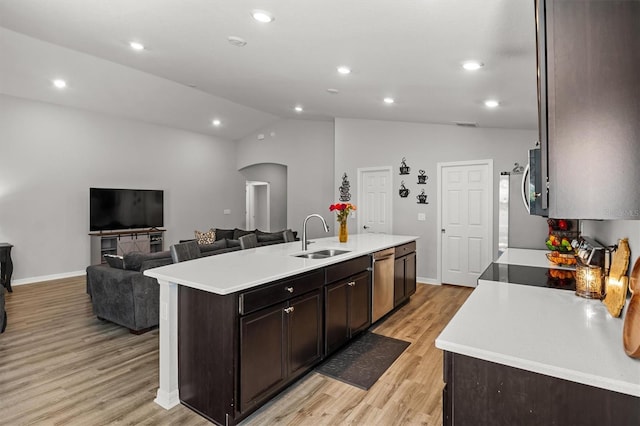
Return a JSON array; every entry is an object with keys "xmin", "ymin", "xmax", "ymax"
[{"xmin": 90, "ymin": 188, "xmax": 164, "ymax": 232}]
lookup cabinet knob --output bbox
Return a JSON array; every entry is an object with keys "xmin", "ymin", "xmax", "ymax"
[
  {"xmin": 285, "ymin": 286, "xmax": 294, "ymax": 293},
  {"xmin": 284, "ymin": 307, "xmax": 295, "ymax": 314},
  {"xmin": 348, "ymin": 281, "xmax": 356, "ymax": 287}
]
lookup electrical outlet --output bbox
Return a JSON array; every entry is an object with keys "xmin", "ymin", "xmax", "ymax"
[
  {"xmin": 224, "ymin": 209, "xmax": 231, "ymax": 215},
  {"xmin": 418, "ymin": 213, "xmax": 426, "ymax": 221}
]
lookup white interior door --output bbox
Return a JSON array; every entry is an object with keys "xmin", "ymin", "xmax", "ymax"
[
  {"xmin": 438, "ymin": 160, "xmax": 493, "ymax": 287},
  {"xmin": 357, "ymin": 167, "xmax": 392, "ymax": 234}
]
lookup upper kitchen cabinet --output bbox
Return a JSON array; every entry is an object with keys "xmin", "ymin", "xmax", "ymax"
[{"xmin": 536, "ymin": 0, "xmax": 640, "ymax": 219}]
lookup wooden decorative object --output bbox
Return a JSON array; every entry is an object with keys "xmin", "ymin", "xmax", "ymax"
[
  {"xmin": 623, "ymin": 257, "xmax": 640, "ymax": 358},
  {"xmin": 603, "ymin": 238, "xmax": 630, "ymax": 318}
]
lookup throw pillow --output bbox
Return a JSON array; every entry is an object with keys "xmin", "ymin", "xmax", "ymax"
[
  {"xmin": 103, "ymin": 254, "xmax": 125, "ymax": 269},
  {"xmin": 195, "ymin": 228, "xmax": 216, "ymax": 245}
]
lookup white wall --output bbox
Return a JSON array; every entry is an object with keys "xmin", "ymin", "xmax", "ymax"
[
  {"xmin": 334, "ymin": 118, "xmax": 548, "ymax": 281},
  {"xmin": 236, "ymin": 119, "xmax": 335, "ymax": 239},
  {"xmin": 0, "ymin": 95, "xmax": 246, "ymax": 283}
]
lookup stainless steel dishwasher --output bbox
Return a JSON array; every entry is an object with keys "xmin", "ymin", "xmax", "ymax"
[{"xmin": 371, "ymin": 247, "xmax": 395, "ymax": 322}]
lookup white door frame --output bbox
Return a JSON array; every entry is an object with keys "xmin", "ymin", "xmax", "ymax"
[
  {"xmin": 357, "ymin": 166, "xmax": 393, "ymax": 234},
  {"xmin": 245, "ymin": 181, "xmax": 270, "ymax": 231},
  {"xmin": 436, "ymin": 159, "xmax": 493, "ymax": 285}
]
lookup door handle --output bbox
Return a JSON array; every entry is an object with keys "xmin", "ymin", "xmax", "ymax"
[
  {"xmin": 441, "ymin": 229, "xmax": 446, "ymax": 233},
  {"xmin": 284, "ymin": 307, "xmax": 295, "ymax": 314},
  {"xmin": 363, "ymin": 225, "xmax": 370, "ymax": 229},
  {"xmin": 347, "ymin": 281, "xmax": 356, "ymax": 287}
]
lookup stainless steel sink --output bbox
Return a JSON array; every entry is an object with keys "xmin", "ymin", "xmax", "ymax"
[{"xmin": 293, "ymin": 249, "xmax": 351, "ymax": 259}]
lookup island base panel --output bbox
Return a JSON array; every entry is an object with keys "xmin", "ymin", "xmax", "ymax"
[{"xmin": 443, "ymin": 351, "xmax": 640, "ymax": 426}]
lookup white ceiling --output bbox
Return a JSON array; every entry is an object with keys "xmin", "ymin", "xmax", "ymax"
[{"xmin": 0, "ymin": 0, "xmax": 539, "ymax": 141}]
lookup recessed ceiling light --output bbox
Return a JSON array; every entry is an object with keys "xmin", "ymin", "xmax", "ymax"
[
  {"xmin": 327, "ymin": 88, "xmax": 339, "ymax": 94},
  {"xmin": 129, "ymin": 41, "xmax": 145, "ymax": 51},
  {"xmin": 462, "ymin": 61, "xmax": 483, "ymax": 71},
  {"xmin": 53, "ymin": 79, "xmax": 67, "ymax": 89},
  {"xmin": 294, "ymin": 105, "xmax": 303, "ymax": 113},
  {"xmin": 383, "ymin": 97, "xmax": 395, "ymax": 104},
  {"xmin": 337, "ymin": 66, "xmax": 351, "ymax": 75},
  {"xmin": 228, "ymin": 36, "xmax": 247, "ymax": 47},
  {"xmin": 251, "ymin": 10, "xmax": 274, "ymax": 23},
  {"xmin": 212, "ymin": 119, "xmax": 221, "ymax": 127},
  {"xmin": 484, "ymin": 99, "xmax": 500, "ymax": 108}
]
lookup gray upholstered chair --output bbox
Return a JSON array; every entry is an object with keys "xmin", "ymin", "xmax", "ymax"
[
  {"xmin": 170, "ymin": 240, "xmax": 202, "ymax": 263},
  {"xmin": 283, "ymin": 229, "xmax": 296, "ymax": 243},
  {"xmin": 239, "ymin": 234, "xmax": 258, "ymax": 250}
]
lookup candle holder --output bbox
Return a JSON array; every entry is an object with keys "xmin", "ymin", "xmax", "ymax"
[{"xmin": 575, "ymin": 264, "xmax": 605, "ymax": 299}]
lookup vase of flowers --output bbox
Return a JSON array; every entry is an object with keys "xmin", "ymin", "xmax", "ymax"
[{"xmin": 329, "ymin": 202, "xmax": 356, "ymax": 243}]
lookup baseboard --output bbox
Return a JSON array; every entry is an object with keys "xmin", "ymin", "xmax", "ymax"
[
  {"xmin": 417, "ymin": 277, "xmax": 439, "ymax": 285},
  {"xmin": 11, "ymin": 270, "xmax": 85, "ymax": 286}
]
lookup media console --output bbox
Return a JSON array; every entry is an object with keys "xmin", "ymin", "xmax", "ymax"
[{"xmin": 89, "ymin": 229, "xmax": 165, "ymax": 265}]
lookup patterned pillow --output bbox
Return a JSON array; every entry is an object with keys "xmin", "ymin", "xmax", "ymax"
[
  {"xmin": 194, "ymin": 228, "xmax": 216, "ymax": 245},
  {"xmin": 103, "ymin": 254, "xmax": 125, "ymax": 269}
]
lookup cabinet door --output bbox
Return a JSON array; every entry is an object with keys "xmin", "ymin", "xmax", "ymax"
[
  {"xmin": 348, "ymin": 271, "xmax": 371, "ymax": 337},
  {"xmin": 288, "ymin": 290, "xmax": 322, "ymax": 377},
  {"xmin": 394, "ymin": 257, "xmax": 406, "ymax": 306},
  {"xmin": 404, "ymin": 252, "xmax": 416, "ymax": 298},
  {"xmin": 544, "ymin": 0, "xmax": 640, "ymax": 219},
  {"xmin": 240, "ymin": 302, "xmax": 286, "ymax": 410},
  {"xmin": 325, "ymin": 281, "xmax": 349, "ymax": 355}
]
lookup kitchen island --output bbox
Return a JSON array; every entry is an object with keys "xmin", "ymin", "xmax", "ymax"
[
  {"xmin": 436, "ymin": 249, "xmax": 640, "ymax": 425},
  {"xmin": 145, "ymin": 233, "xmax": 417, "ymax": 425}
]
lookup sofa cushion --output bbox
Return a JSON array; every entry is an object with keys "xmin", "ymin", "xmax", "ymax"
[
  {"xmin": 233, "ymin": 228, "xmax": 255, "ymax": 240},
  {"xmin": 256, "ymin": 230, "xmax": 286, "ymax": 243},
  {"xmin": 214, "ymin": 228, "xmax": 235, "ymax": 240},
  {"xmin": 195, "ymin": 228, "xmax": 216, "ymax": 245},
  {"xmin": 124, "ymin": 250, "xmax": 171, "ymax": 271},
  {"xmin": 104, "ymin": 254, "xmax": 125, "ymax": 269},
  {"xmin": 226, "ymin": 238, "xmax": 241, "ymax": 248},
  {"xmin": 140, "ymin": 257, "xmax": 174, "ymax": 272},
  {"xmin": 199, "ymin": 239, "xmax": 228, "ymax": 253}
]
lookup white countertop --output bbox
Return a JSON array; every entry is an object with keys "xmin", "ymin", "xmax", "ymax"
[
  {"xmin": 496, "ymin": 247, "xmax": 575, "ymax": 270},
  {"xmin": 144, "ymin": 233, "xmax": 417, "ymax": 295},
  {"xmin": 436, "ymin": 280, "xmax": 640, "ymax": 397}
]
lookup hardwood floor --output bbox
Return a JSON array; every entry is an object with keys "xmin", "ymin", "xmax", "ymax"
[{"xmin": 0, "ymin": 277, "xmax": 471, "ymax": 425}]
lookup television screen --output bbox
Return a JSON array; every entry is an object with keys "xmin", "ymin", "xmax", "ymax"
[{"xmin": 90, "ymin": 188, "xmax": 164, "ymax": 231}]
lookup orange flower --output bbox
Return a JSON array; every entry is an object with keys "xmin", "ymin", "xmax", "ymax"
[{"xmin": 329, "ymin": 203, "xmax": 356, "ymax": 222}]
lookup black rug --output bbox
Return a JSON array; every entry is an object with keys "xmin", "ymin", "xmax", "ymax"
[{"xmin": 315, "ymin": 332, "xmax": 410, "ymax": 390}]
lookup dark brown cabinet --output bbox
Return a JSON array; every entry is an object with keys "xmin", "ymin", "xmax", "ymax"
[
  {"xmin": 325, "ymin": 271, "xmax": 371, "ymax": 355},
  {"xmin": 394, "ymin": 243, "xmax": 417, "ymax": 307},
  {"xmin": 240, "ymin": 289, "xmax": 322, "ymax": 411},
  {"xmin": 443, "ymin": 351, "xmax": 640, "ymax": 425},
  {"xmin": 536, "ymin": 0, "xmax": 640, "ymax": 219}
]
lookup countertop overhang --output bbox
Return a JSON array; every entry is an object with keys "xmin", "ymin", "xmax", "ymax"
[{"xmin": 144, "ymin": 233, "xmax": 418, "ymax": 295}]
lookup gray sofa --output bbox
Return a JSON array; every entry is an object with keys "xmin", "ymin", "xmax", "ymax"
[{"xmin": 86, "ymin": 228, "xmax": 296, "ymax": 333}]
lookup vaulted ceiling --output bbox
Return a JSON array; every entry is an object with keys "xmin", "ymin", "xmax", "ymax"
[{"xmin": 0, "ymin": 0, "xmax": 539, "ymax": 140}]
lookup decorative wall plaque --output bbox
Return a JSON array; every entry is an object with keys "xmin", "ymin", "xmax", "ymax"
[
  {"xmin": 338, "ymin": 172, "xmax": 351, "ymax": 201},
  {"xmin": 417, "ymin": 189, "xmax": 428, "ymax": 204},
  {"xmin": 399, "ymin": 181, "xmax": 410, "ymax": 198},
  {"xmin": 399, "ymin": 157, "xmax": 411, "ymax": 175},
  {"xmin": 417, "ymin": 170, "xmax": 428, "ymax": 184}
]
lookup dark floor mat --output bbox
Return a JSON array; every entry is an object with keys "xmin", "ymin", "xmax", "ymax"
[{"xmin": 315, "ymin": 332, "xmax": 410, "ymax": 390}]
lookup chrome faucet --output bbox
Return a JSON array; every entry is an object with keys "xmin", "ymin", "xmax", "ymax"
[{"xmin": 302, "ymin": 214, "xmax": 330, "ymax": 251}]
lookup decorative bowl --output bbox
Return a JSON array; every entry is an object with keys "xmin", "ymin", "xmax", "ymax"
[{"xmin": 546, "ymin": 252, "xmax": 577, "ymax": 266}]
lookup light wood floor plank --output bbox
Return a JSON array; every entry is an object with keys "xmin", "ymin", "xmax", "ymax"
[{"xmin": 0, "ymin": 277, "xmax": 471, "ymax": 425}]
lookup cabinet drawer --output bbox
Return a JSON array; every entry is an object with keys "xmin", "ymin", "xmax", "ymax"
[
  {"xmin": 240, "ymin": 270, "xmax": 324, "ymax": 315},
  {"xmin": 325, "ymin": 255, "xmax": 370, "ymax": 284},
  {"xmin": 395, "ymin": 241, "xmax": 416, "ymax": 258}
]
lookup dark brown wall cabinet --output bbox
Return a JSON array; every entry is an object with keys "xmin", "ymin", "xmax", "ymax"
[
  {"xmin": 443, "ymin": 351, "xmax": 640, "ymax": 425},
  {"xmin": 394, "ymin": 242, "xmax": 416, "ymax": 306},
  {"xmin": 325, "ymin": 270, "xmax": 371, "ymax": 355},
  {"xmin": 537, "ymin": 0, "xmax": 640, "ymax": 219}
]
